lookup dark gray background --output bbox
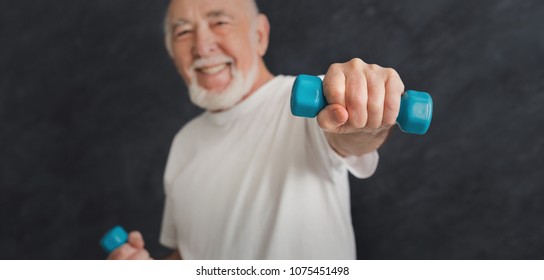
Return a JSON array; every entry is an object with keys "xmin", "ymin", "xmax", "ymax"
[{"xmin": 1, "ymin": 0, "xmax": 543, "ymax": 259}]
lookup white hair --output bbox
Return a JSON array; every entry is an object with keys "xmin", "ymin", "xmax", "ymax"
[{"xmin": 163, "ymin": 0, "xmax": 259, "ymax": 57}]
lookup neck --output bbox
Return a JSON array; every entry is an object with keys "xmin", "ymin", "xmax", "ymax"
[{"xmin": 241, "ymin": 59, "xmax": 274, "ymax": 102}]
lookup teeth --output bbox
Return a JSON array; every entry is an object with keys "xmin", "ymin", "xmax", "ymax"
[{"xmin": 199, "ymin": 64, "xmax": 227, "ymax": 74}]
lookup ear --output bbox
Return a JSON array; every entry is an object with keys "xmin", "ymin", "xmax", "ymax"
[{"xmin": 255, "ymin": 14, "xmax": 270, "ymax": 57}]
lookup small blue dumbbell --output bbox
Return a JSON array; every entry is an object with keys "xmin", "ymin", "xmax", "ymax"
[
  {"xmin": 291, "ymin": 74, "xmax": 433, "ymax": 135},
  {"xmin": 100, "ymin": 225, "xmax": 128, "ymax": 253}
]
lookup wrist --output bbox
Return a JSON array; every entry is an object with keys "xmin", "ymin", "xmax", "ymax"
[{"xmin": 326, "ymin": 127, "xmax": 390, "ymax": 157}]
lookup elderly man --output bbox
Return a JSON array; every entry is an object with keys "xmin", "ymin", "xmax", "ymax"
[{"xmin": 108, "ymin": 0, "xmax": 404, "ymax": 260}]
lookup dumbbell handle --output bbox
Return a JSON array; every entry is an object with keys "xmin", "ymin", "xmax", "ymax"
[{"xmin": 290, "ymin": 74, "xmax": 433, "ymax": 135}]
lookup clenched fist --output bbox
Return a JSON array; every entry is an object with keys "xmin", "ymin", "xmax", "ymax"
[{"xmin": 318, "ymin": 58, "xmax": 405, "ymax": 135}]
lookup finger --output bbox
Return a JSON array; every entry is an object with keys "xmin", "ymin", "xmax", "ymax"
[
  {"xmin": 365, "ymin": 70, "xmax": 386, "ymax": 129},
  {"xmin": 128, "ymin": 231, "xmax": 145, "ymax": 249},
  {"xmin": 322, "ymin": 63, "xmax": 346, "ymax": 107},
  {"xmin": 383, "ymin": 68, "xmax": 405, "ymax": 127},
  {"xmin": 345, "ymin": 70, "xmax": 367, "ymax": 128},
  {"xmin": 317, "ymin": 104, "xmax": 348, "ymax": 132},
  {"xmin": 107, "ymin": 244, "xmax": 138, "ymax": 260},
  {"xmin": 128, "ymin": 249, "xmax": 151, "ymax": 260}
]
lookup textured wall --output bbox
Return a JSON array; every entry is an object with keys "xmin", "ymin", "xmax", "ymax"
[{"xmin": 1, "ymin": 0, "xmax": 543, "ymax": 259}]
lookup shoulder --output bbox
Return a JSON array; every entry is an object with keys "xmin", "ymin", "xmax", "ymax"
[
  {"xmin": 261, "ymin": 75, "xmax": 296, "ymax": 94},
  {"xmin": 163, "ymin": 112, "xmax": 207, "ymax": 189},
  {"xmin": 169, "ymin": 112, "xmax": 208, "ymax": 149},
  {"xmin": 271, "ymin": 75, "xmax": 296, "ymax": 92},
  {"xmin": 262, "ymin": 75, "xmax": 297, "ymax": 108}
]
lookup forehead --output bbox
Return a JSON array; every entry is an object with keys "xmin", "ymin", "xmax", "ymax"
[{"xmin": 168, "ymin": 0, "xmax": 252, "ymax": 21}]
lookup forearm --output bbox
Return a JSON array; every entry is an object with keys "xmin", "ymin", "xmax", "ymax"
[{"xmin": 325, "ymin": 127, "xmax": 391, "ymax": 157}]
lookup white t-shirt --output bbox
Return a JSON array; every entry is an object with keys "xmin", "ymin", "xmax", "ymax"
[{"xmin": 160, "ymin": 75, "xmax": 379, "ymax": 259}]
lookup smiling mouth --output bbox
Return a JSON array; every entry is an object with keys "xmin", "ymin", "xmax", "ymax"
[{"xmin": 196, "ymin": 63, "xmax": 231, "ymax": 75}]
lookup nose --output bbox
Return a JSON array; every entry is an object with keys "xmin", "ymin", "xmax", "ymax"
[{"xmin": 193, "ymin": 25, "xmax": 218, "ymax": 57}]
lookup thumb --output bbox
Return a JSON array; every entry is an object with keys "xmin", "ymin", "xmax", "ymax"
[
  {"xmin": 128, "ymin": 231, "xmax": 145, "ymax": 249},
  {"xmin": 316, "ymin": 104, "xmax": 348, "ymax": 132}
]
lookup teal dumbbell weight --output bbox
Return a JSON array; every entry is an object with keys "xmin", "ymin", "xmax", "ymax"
[
  {"xmin": 100, "ymin": 225, "xmax": 128, "ymax": 253},
  {"xmin": 291, "ymin": 74, "xmax": 433, "ymax": 134}
]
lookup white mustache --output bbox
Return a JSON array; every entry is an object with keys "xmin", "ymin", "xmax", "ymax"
[{"xmin": 191, "ymin": 55, "xmax": 234, "ymax": 69}]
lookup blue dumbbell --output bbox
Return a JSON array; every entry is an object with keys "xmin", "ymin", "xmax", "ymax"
[
  {"xmin": 100, "ymin": 225, "xmax": 128, "ymax": 253},
  {"xmin": 291, "ymin": 74, "xmax": 433, "ymax": 135}
]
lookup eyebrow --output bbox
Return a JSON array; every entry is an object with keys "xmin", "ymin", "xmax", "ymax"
[
  {"xmin": 172, "ymin": 9, "xmax": 234, "ymax": 28},
  {"xmin": 172, "ymin": 19, "xmax": 189, "ymax": 29},
  {"xmin": 206, "ymin": 10, "xmax": 233, "ymax": 20}
]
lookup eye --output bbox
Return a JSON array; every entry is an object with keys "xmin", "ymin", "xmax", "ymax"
[
  {"xmin": 213, "ymin": 20, "xmax": 229, "ymax": 27},
  {"xmin": 175, "ymin": 29, "xmax": 192, "ymax": 38}
]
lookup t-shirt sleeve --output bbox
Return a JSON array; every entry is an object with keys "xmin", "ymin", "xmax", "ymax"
[
  {"xmin": 309, "ymin": 118, "xmax": 379, "ymax": 179},
  {"xmin": 330, "ymin": 148, "xmax": 379, "ymax": 179},
  {"xmin": 159, "ymin": 195, "xmax": 177, "ymax": 249},
  {"xmin": 159, "ymin": 132, "xmax": 184, "ymax": 249}
]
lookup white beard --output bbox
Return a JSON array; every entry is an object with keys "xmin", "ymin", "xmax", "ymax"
[{"xmin": 188, "ymin": 56, "xmax": 258, "ymax": 112}]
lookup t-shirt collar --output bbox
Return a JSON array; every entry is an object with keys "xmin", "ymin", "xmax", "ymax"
[{"xmin": 203, "ymin": 75, "xmax": 283, "ymax": 125}]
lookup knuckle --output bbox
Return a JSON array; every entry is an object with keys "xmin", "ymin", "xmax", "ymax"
[
  {"xmin": 365, "ymin": 68, "xmax": 382, "ymax": 83},
  {"xmin": 327, "ymin": 63, "xmax": 342, "ymax": 73},
  {"xmin": 367, "ymin": 78, "xmax": 381, "ymax": 93},
  {"xmin": 317, "ymin": 113, "xmax": 335, "ymax": 132},
  {"xmin": 384, "ymin": 99, "xmax": 399, "ymax": 113},
  {"xmin": 349, "ymin": 57, "xmax": 365, "ymax": 67},
  {"xmin": 382, "ymin": 114, "xmax": 397, "ymax": 127},
  {"xmin": 383, "ymin": 67, "xmax": 398, "ymax": 77},
  {"xmin": 359, "ymin": 115, "xmax": 369, "ymax": 128},
  {"xmin": 367, "ymin": 104, "xmax": 384, "ymax": 129},
  {"xmin": 346, "ymin": 61, "xmax": 358, "ymax": 72},
  {"xmin": 370, "ymin": 112, "xmax": 383, "ymax": 126},
  {"xmin": 347, "ymin": 87, "xmax": 365, "ymax": 105},
  {"xmin": 368, "ymin": 96, "xmax": 382, "ymax": 110},
  {"xmin": 397, "ymin": 80, "xmax": 405, "ymax": 92},
  {"xmin": 389, "ymin": 80, "xmax": 405, "ymax": 95},
  {"xmin": 350, "ymin": 57, "xmax": 364, "ymax": 63},
  {"xmin": 385, "ymin": 67, "xmax": 399, "ymax": 78},
  {"xmin": 349, "ymin": 110, "xmax": 367, "ymax": 128},
  {"xmin": 348, "ymin": 75, "xmax": 365, "ymax": 92},
  {"xmin": 384, "ymin": 118, "xmax": 396, "ymax": 126},
  {"xmin": 367, "ymin": 63, "xmax": 381, "ymax": 71},
  {"xmin": 324, "ymin": 84, "xmax": 343, "ymax": 101},
  {"xmin": 129, "ymin": 231, "xmax": 139, "ymax": 239},
  {"xmin": 386, "ymin": 68, "xmax": 405, "ymax": 91}
]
